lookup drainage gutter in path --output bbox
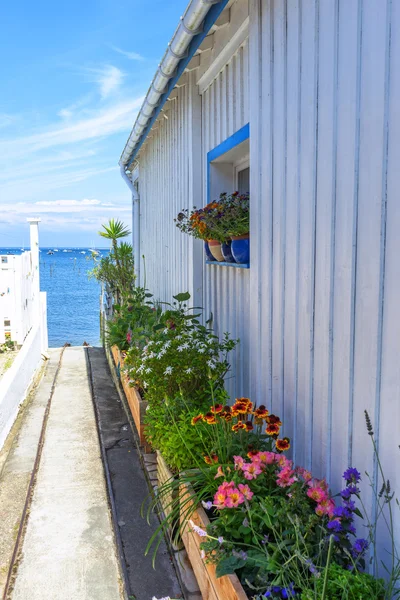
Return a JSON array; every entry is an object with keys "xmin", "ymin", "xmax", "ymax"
[{"xmin": 85, "ymin": 347, "xmax": 183, "ymax": 600}]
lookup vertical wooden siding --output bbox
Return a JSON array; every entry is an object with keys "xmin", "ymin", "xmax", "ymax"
[
  {"xmin": 249, "ymin": 0, "xmax": 399, "ymax": 553},
  {"xmin": 202, "ymin": 42, "xmax": 251, "ymax": 399},
  {"xmin": 138, "ymin": 78, "xmax": 203, "ymax": 303}
]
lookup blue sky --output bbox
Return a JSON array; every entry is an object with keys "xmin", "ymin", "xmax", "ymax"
[{"xmin": 0, "ymin": 0, "xmax": 188, "ymax": 247}]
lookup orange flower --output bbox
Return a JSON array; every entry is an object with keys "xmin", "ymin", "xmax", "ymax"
[
  {"xmin": 232, "ymin": 401, "xmax": 249, "ymax": 416},
  {"xmin": 210, "ymin": 404, "xmax": 223, "ymax": 414},
  {"xmin": 244, "ymin": 420, "xmax": 254, "ymax": 432},
  {"xmin": 204, "ymin": 454, "xmax": 219, "ymax": 465},
  {"xmin": 191, "ymin": 414, "xmax": 204, "ymax": 425},
  {"xmin": 266, "ymin": 423, "xmax": 280, "ymax": 436},
  {"xmin": 204, "ymin": 412, "xmax": 217, "ymax": 425},
  {"xmin": 253, "ymin": 405, "xmax": 269, "ymax": 419},
  {"xmin": 232, "ymin": 422, "xmax": 247, "ymax": 433},
  {"xmin": 266, "ymin": 414, "xmax": 282, "ymax": 426},
  {"xmin": 276, "ymin": 437, "xmax": 290, "ymax": 452}
]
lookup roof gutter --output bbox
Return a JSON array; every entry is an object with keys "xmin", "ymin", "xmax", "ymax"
[{"xmin": 119, "ymin": 0, "xmax": 228, "ymax": 170}]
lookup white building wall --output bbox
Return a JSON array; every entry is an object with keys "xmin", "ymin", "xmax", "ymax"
[
  {"xmin": 137, "ymin": 73, "xmax": 204, "ymax": 306},
  {"xmin": 248, "ymin": 0, "xmax": 400, "ymax": 548},
  {"xmin": 201, "ymin": 38, "xmax": 251, "ymax": 400},
  {"xmin": 134, "ymin": 0, "xmax": 399, "ymax": 553}
]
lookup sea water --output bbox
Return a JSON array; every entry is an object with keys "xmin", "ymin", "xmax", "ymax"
[{"xmin": 0, "ymin": 248, "xmax": 107, "ymax": 347}]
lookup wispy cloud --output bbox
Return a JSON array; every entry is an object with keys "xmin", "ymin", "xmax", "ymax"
[
  {"xmin": 110, "ymin": 45, "xmax": 144, "ymax": 61},
  {"xmin": 0, "ymin": 97, "xmax": 144, "ymax": 160},
  {"xmin": 0, "ymin": 113, "xmax": 18, "ymax": 129},
  {"xmin": 84, "ymin": 65, "xmax": 126, "ymax": 99}
]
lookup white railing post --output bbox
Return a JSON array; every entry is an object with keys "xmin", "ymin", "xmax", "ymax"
[{"xmin": 27, "ymin": 218, "xmax": 41, "ymax": 325}]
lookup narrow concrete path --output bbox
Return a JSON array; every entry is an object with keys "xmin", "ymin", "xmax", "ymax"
[
  {"xmin": 0, "ymin": 348, "xmax": 61, "ymax": 596},
  {"xmin": 8, "ymin": 347, "xmax": 123, "ymax": 600}
]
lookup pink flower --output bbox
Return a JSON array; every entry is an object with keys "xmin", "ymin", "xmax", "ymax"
[
  {"xmin": 238, "ymin": 483, "xmax": 254, "ymax": 500},
  {"xmin": 214, "ymin": 490, "xmax": 227, "ymax": 509},
  {"xmin": 296, "ymin": 467, "xmax": 313, "ymax": 483},
  {"xmin": 224, "ymin": 487, "xmax": 245, "ymax": 508},
  {"xmin": 257, "ymin": 451, "xmax": 277, "ymax": 465},
  {"xmin": 315, "ymin": 498, "xmax": 336, "ymax": 518},
  {"xmin": 307, "ymin": 485, "xmax": 328, "ymax": 504},
  {"xmin": 233, "ymin": 455, "xmax": 245, "ymax": 470},
  {"xmin": 275, "ymin": 455, "xmax": 292, "ymax": 469},
  {"xmin": 276, "ymin": 466, "xmax": 297, "ymax": 488},
  {"xmin": 126, "ymin": 331, "xmax": 132, "ymax": 343},
  {"xmin": 213, "ymin": 481, "xmax": 236, "ymax": 509},
  {"xmin": 242, "ymin": 462, "xmax": 262, "ymax": 480},
  {"xmin": 214, "ymin": 466, "xmax": 225, "ymax": 479}
]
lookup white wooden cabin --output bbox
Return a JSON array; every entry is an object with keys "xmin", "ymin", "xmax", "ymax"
[{"xmin": 120, "ymin": 0, "xmax": 400, "ymax": 558}]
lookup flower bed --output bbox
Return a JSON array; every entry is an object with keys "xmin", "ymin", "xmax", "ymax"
[
  {"xmin": 111, "ymin": 344, "xmax": 150, "ymax": 451},
  {"xmin": 180, "ymin": 483, "xmax": 248, "ymax": 600}
]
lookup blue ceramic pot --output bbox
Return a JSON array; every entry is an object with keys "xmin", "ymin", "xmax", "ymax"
[
  {"xmin": 221, "ymin": 240, "xmax": 236, "ymax": 263},
  {"xmin": 231, "ymin": 235, "xmax": 250, "ymax": 264},
  {"xmin": 204, "ymin": 241, "xmax": 216, "ymax": 261}
]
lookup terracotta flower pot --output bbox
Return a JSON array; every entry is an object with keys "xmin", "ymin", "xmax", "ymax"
[{"xmin": 207, "ymin": 240, "xmax": 225, "ymax": 262}]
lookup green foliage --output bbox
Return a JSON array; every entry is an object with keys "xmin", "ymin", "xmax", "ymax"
[
  {"xmin": 89, "ymin": 241, "xmax": 135, "ymax": 301},
  {"xmin": 99, "ymin": 218, "xmax": 131, "ymax": 244},
  {"xmin": 145, "ymin": 404, "xmax": 209, "ymax": 472},
  {"xmin": 106, "ymin": 287, "xmax": 160, "ymax": 352},
  {"xmin": 125, "ymin": 293, "xmax": 237, "ymax": 407},
  {"xmin": 301, "ymin": 563, "xmax": 385, "ymax": 600}
]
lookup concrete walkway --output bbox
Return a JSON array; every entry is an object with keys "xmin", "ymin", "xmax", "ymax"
[{"xmin": 6, "ymin": 347, "xmax": 123, "ymax": 600}]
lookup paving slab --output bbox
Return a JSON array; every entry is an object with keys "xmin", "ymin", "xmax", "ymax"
[{"xmin": 10, "ymin": 346, "xmax": 123, "ymax": 600}]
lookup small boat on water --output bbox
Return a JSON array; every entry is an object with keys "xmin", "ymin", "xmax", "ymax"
[
  {"xmin": 80, "ymin": 251, "xmax": 86, "ymax": 255},
  {"xmin": 47, "ymin": 250, "xmax": 54, "ymax": 255}
]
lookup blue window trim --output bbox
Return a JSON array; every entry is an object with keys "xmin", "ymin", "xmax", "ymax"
[
  {"xmin": 206, "ymin": 123, "xmax": 250, "ymax": 203},
  {"xmin": 127, "ymin": 0, "xmax": 230, "ymax": 169},
  {"xmin": 206, "ymin": 123, "xmax": 250, "ymax": 269}
]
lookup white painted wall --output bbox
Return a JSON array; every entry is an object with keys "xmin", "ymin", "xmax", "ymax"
[
  {"xmin": 0, "ymin": 292, "xmax": 47, "ymax": 450},
  {"xmin": 247, "ymin": 0, "xmax": 400, "ymax": 555}
]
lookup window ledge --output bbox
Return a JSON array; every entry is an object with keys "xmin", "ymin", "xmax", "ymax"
[{"xmin": 205, "ymin": 261, "xmax": 249, "ymax": 269}]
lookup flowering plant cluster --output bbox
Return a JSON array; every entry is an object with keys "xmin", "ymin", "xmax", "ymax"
[
  {"xmin": 106, "ymin": 286, "xmax": 160, "ymax": 352},
  {"xmin": 175, "ymin": 192, "xmax": 250, "ymax": 242}
]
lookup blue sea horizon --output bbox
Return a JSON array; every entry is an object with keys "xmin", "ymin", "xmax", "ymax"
[{"xmin": 0, "ymin": 247, "xmax": 109, "ymax": 348}]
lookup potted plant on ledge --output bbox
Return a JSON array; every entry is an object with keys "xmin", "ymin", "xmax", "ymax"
[{"xmin": 175, "ymin": 192, "xmax": 250, "ymax": 265}]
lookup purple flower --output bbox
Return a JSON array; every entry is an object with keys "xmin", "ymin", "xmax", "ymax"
[
  {"xmin": 343, "ymin": 500, "xmax": 356, "ymax": 512},
  {"xmin": 352, "ymin": 538, "xmax": 369, "ymax": 556},
  {"xmin": 343, "ymin": 468, "xmax": 361, "ymax": 484},
  {"xmin": 242, "ymin": 518, "xmax": 249, "ymax": 528},
  {"xmin": 282, "ymin": 583, "xmax": 297, "ymax": 598},
  {"xmin": 327, "ymin": 519, "xmax": 342, "ymax": 533},
  {"xmin": 218, "ymin": 536, "xmax": 224, "ymax": 544},
  {"xmin": 340, "ymin": 488, "xmax": 352, "ymax": 500},
  {"xmin": 305, "ymin": 559, "xmax": 319, "ymax": 577},
  {"xmin": 201, "ymin": 500, "xmax": 213, "ymax": 510},
  {"xmin": 348, "ymin": 524, "xmax": 356, "ymax": 535},
  {"xmin": 334, "ymin": 505, "xmax": 353, "ymax": 519}
]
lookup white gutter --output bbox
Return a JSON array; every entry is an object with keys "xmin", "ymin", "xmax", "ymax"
[
  {"xmin": 119, "ymin": 0, "xmax": 220, "ymax": 167},
  {"xmin": 119, "ymin": 165, "xmax": 141, "ymax": 285}
]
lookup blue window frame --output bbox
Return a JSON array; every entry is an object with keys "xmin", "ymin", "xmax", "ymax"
[{"xmin": 206, "ymin": 124, "xmax": 250, "ymax": 269}]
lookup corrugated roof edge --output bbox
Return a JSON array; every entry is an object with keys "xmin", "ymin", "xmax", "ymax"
[{"xmin": 119, "ymin": 0, "xmax": 229, "ymax": 170}]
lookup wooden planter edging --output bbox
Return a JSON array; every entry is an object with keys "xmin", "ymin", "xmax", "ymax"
[
  {"xmin": 180, "ymin": 484, "xmax": 248, "ymax": 600},
  {"xmin": 111, "ymin": 345, "xmax": 151, "ymax": 452},
  {"xmin": 156, "ymin": 450, "xmax": 178, "ymax": 521}
]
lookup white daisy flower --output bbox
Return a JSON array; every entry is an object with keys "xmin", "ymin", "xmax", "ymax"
[
  {"xmin": 163, "ymin": 328, "xmax": 169, "ymax": 335},
  {"xmin": 185, "ymin": 367, "xmax": 193, "ymax": 374},
  {"xmin": 145, "ymin": 367, "xmax": 152, "ymax": 374},
  {"xmin": 164, "ymin": 366, "xmax": 173, "ymax": 375},
  {"xmin": 207, "ymin": 360, "xmax": 216, "ymax": 369}
]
